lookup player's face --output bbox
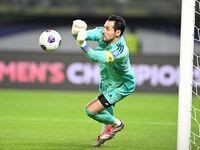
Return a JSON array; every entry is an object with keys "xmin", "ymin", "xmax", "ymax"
[{"xmin": 103, "ymin": 21, "xmax": 119, "ymax": 44}]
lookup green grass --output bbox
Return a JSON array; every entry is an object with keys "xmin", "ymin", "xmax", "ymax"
[{"xmin": 0, "ymin": 90, "xmax": 178, "ymax": 150}]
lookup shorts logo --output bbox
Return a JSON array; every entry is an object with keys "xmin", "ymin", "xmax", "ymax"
[
  {"xmin": 105, "ymin": 103, "xmax": 109, "ymax": 106},
  {"xmin": 112, "ymin": 50, "xmax": 120, "ymax": 57}
]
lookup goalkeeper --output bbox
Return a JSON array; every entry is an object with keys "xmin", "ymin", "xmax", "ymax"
[{"xmin": 72, "ymin": 15, "xmax": 136, "ymax": 147}]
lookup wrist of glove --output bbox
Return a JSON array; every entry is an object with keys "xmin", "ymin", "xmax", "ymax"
[
  {"xmin": 72, "ymin": 20, "xmax": 87, "ymax": 36},
  {"xmin": 76, "ymin": 29, "xmax": 88, "ymax": 51},
  {"xmin": 76, "ymin": 40, "xmax": 88, "ymax": 50}
]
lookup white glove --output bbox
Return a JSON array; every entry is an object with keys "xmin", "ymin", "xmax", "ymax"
[
  {"xmin": 71, "ymin": 20, "xmax": 87, "ymax": 35},
  {"xmin": 76, "ymin": 29, "xmax": 87, "ymax": 48}
]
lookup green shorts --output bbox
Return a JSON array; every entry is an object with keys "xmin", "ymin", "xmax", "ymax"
[{"xmin": 99, "ymin": 81, "xmax": 135, "ymax": 105}]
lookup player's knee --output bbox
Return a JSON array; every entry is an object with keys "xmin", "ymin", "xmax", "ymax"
[{"xmin": 85, "ymin": 107, "xmax": 96, "ymax": 118}]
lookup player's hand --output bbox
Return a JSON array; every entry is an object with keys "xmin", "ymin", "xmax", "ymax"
[
  {"xmin": 76, "ymin": 29, "xmax": 87, "ymax": 48},
  {"xmin": 72, "ymin": 20, "xmax": 87, "ymax": 36},
  {"xmin": 77, "ymin": 29, "xmax": 87, "ymax": 42},
  {"xmin": 76, "ymin": 29, "xmax": 89, "ymax": 51},
  {"xmin": 76, "ymin": 40, "xmax": 87, "ymax": 48}
]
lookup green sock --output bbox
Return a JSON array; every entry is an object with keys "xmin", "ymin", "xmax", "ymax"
[
  {"xmin": 85, "ymin": 107, "xmax": 115, "ymax": 124},
  {"xmin": 101, "ymin": 106, "xmax": 114, "ymax": 132}
]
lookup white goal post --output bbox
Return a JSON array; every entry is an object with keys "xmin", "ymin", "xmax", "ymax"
[{"xmin": 177, "ymin": 0, "xmax": 195, "ymax": 149}]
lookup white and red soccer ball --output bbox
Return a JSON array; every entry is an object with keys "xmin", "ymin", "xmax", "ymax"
[{"xmin": 39, "ymin": 29, "xmax": 61, "ymax": 52}]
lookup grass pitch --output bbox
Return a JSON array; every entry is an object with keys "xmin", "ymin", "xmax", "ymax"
[{"xmin": 0, "ymin": 90, "xmax": 178, "ymax": 150}]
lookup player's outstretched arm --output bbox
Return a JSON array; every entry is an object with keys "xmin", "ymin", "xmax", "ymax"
[{"xmin": 76, "ymin": 30, "xmax": 114, "ymax": 64}]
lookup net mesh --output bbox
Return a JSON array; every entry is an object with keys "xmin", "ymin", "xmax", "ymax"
[{"xmin": 190, "ymin": 0, "xmax": 200, "ymax": 149}]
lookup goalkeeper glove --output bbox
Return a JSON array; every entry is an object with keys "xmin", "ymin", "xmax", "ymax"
[
  {"xmin": 71, "ymin": 20, "xmax": 87, "ymax": 36},
  {"xmin": 76, "ymin": 29, "xmax": 88, "ymax": 51}
]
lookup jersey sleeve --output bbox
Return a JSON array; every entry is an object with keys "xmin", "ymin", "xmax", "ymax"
[
  {"xmin": 86, "ymin": 27, "xmax": 104, "ymax": 41},
  {"xmin": 85, "ymin": 42, "xmax": 128, "ymax": 64},
  {"xmin": 85, "ymin": 48, "xmax": 113, "ymax": 63}
]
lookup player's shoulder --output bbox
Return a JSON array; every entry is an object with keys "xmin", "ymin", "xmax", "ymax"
[
  {"xmin": 109, "ymin": 37, "xmax": 128, "ymax": 58},
  {"xmin": 111, "ymin": 37, "xmax": 127, "ymax": 52}
]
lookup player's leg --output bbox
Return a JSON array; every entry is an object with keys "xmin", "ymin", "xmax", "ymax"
[
  {"xmin": 86, "ymin": 96, "xmax": 122, "ymax": 147},
  {"xmin": 99, "ymin": 106, "xmax": 114, "ymax": 133},
  {"xmin": 99, "ymin": 82, "xmax": 114, "ymax": 133},
  {"xmin": 105, "ymin": 104, "xmax": 114, "ymax": 115},
  {"xmin": 100, "ymin": 83, "xmax": 135, "ymax": 139},
  {"xmin": 100, "ymin": 106, "xmax": 114, "ymax": 133},
  {"xmin": 92, "ymin": 105, "xmax": 114, "ymax": 147},
  {"xmin": 85, "ymin": 94, "xmax": 123, "ymax": 147},
  {"xmin": 92, "ymin": 105, "xmax": 114, "ymax": 146},
  {"xmin": 94, "ymin": 83, "xmax": 133, "ymax": 140},
  {"xmin": 85, "ymin": 94, "xmax": 121, "ymax": 126},
  {"xmin": 91, "ymin": 82, "xmax": 115, "ymax": 146},
  {"xmin": 87, "ymin": 83, "xmax": 134, "ymax": 147}
]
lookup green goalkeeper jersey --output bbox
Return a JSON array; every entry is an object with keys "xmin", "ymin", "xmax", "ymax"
[{"xmin": 85, "ymin": 27, "xmax": 136, "ymax": 91}]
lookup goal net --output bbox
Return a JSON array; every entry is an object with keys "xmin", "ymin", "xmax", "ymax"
[{"xmin": 190, "ymin": 1, "xmax": 200, "ymax": 148}]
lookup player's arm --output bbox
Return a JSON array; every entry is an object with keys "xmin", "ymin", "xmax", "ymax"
[
  {"xmin": 84, "ymin": 46, "xmax": 126, "ymax": 63},
  {"xmin": 76, "ymin": 30, "xmax": 114, "ymax": 63},
  {"xmin": 86, "ymin": 27, "xmax": 103, "ymax": 41},
  {"xmin": 85, "ymin": 48, "xmax": 114, "ymax": 63}
]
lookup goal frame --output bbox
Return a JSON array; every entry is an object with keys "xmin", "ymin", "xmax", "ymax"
[{"xmin": 177, "ymin": 0, "xmax": 195, "ymax": 149}]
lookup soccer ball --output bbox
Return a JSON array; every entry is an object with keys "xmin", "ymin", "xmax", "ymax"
[{"xmin": 39, "ymin": 29, "xmax": 62, "ymax": 52}]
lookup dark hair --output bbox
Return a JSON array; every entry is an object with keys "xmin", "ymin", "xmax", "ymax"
[{"xmin": 108, "ymin": 15, "xmax": 126, "ymax": 36}]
